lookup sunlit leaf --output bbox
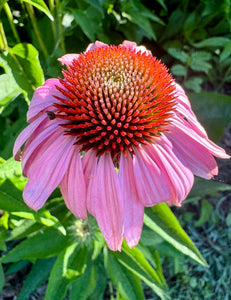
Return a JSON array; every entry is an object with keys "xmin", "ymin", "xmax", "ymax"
[
  {"xmin": 2, "ymin": 43, "xmax": 44, "ymax": 100},
  {"xmin": 0, "ymin": 157, "xmax": 27, "ymax": 189},
  {"xmin": 104, "ymin": 250, "xmax": 145, "ymax": 300},
  {"xmin": 21, "ymin": 0, "xmax": 53, "ymax": 20},
  {"xmin": 45, "ymin": 244, "xmax": 88, "ymax": 300},
  {"xmin": 70, "ymin": 259, "xmax": 96, "ymax": 300},
  {"xmin": 113, "ymin": 243, "xmax": 170, "ymax": 300},
  {"xmin": 144, "ymin": 204, "xmax": 207, "ymax": 266}
]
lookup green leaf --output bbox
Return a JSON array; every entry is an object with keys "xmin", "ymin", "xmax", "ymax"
[
  {"xmin": 45, "ymin": 244, "xmax": 88, "ymax": 300},
  {"xmin": 0, "ymin": 157, "xmax": 27, "ymax": 189},
  {"xmin": 21, "ymin": 0, "xmax": 53, "ymax": 20},
  {"xmin": 0, "ymin": 74, "xmax": 22, "ymax": 111},
  {"xmin": 72, "ymin": 9, "xmax": 95, "ymax": 41},
  {"xmin": 2, "ymin": 43, "xmax": 44, "ymax": 100},
  {"xmin": 113, "ymin": 243, "xmax": 169, "ymax": 300},
  {"xmin": 70, "ymin": 259, "xmax": 96, "ymax": 300},
  {"xmin": 0, "ymin": 55, "xmax": 22, "ymax": 112},
  {"xmin": 190, "ymin": 51, "xmax": 212, "ymax": 73},
  {"xmin": 171, "ymin": 64, "xmax": 187, "ymax": 76},
  {"xmin": 167, "ymin": 47, "xmax": 188, "ymax": 63},
  {"xmin": 189, "ymin": 177, "xmax": 231, "ymax": 198},
  {"xmin": 17, "ymin": 258, "xmax": 55, "ymax": 300},
  {"xmin": 6, "ymin": 219, "xmax": 42, "ymax": 241},
  {"xmin": 6, "ymin": 260, "xmax": 30, "ymax": 274},
  {"xmin": 220, "ymin": 40, "xmax": 231, "ymax": 61},
  {"xmin": 194, "ymin": 199, "xmax": 212, "ymax": 227},
  {"xmin": 185, "ymin": 77, "xmax": 203, "ymax": 93},
  {"xmin": 0, "ymin": 0, "xmax": 8, "ymax": 10},
  {"xmin": 122, "ymin": 9, "xmax": 156, "ymax": 40},
  {"xmin": 0, "ymin": 180, "xmax": 31, "ymax": 212},
  {"xmin": 162, "ymin": 9, "xmax": 185, "ymax": 40},
  {"xmin": 104, "ymin": 250, "xmax": 145, "ymax": 300},
  {"xmin": 189, "ymin": 92, "xmax": 231, "ymax": 142},
  {"xmin": 0, "ymin": 263, "xmax": 4, "ymax": 292},
  {"xmin": 0, "ymin": 227, "xmax": 69, "ymax": 263},
  {"xmin": 193, "ymin": 37, "xmax": 230, "ymax": 48},
  {"xmin": 0, "ymin": 230, "xmax": 6, "ymax": 251},
  {"xmin": 144, "ymin": 204, "xmax": 207, "ymax": 266},
  {"xmin": 87, "ymin": 260, "xmax": 107, "ymax": 300},
  {"xmin": 120, "ymin": 0, "xmax": 162, "ymax": 40}
]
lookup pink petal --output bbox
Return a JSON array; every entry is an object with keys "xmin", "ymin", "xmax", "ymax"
[
  {"xmin": 21, "ymin": 118, "xmax": 63, "ymax": 176},
  {"xmin": 23, "ymin": 133, "xmax": 75, "ymax": 210},
  {"xmin": 13, "ymin": 114, "xmax": 47, "ymax": 161},
  {"xmin": 172, "ymin": 116, "xmax": 230, "ymax": 159},
  {"xmin": 133, "ymin": 147, "xmax": 173, "ymax": 206},
  {"xmin": 85, "ymin": 41, "xmax": 108, "ymax": 52},
  {"xmin": 144, "ymin": 137, "xmax": 194, "ymax": 206},
  {"xmin": 58, "ymin": 54, "xmax": 80, "ymax": 66},
  {"xmin": 121, "ymin": 40, "xmax": 152, "ymax": 55},
  {"xmin": 119, "ymin": 153, "xmax": 144, "ymax": 248},
  {"xmin": 82, "ymin": 149, "xmax": 98, "ymax": 188},
  {"xmin": 60, "ymin": 146, "xmax": 87, "ymax": 219},
  {"xmin": 27, "ymin": 78, "xmax": 64, "ymax": 122},
  {"xmin": 174, "ymin": 83, "xmax": 208, "ymax": 137},
  {"xmin": 87, "ymin": 154, "xmax": 124, "ymax": 251},
  {"xmin": 166, "ymin": 126, "xmax": 218, "ymax": 179}
]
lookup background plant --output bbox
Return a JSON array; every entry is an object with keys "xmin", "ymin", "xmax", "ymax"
[{"xmin": 0, "ymin": 0, "xmax": 230, "ymax": 299}]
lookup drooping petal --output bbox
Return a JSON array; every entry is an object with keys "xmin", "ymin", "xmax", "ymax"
[
  {"xmin": 144, "ymin": 136, "xmax": 194, "ymax": 206},
  {"xmin": 82, "ymin": 149, "xmax": 98, "ymax": 188},
  {"xmin": 23, "ymin": 133, "xmax": 75, "ymax": 210},
  {"xmin": 119, "ymin": 153, "xmax": 144, "ymax": 248},
  {"xmin": 172, "ymin": 115, "xmax": 230, "ymax": 159},
  {"xmin": 166, "ymin": 126, "xmax": 218, "ymax": 179},
  {"xmin": 87, "ymin": 154, "xmax": 124, "ymax": 251},
  {"xmin": 60, "ymin": 146, "xmax": 87, "ymax": 219},
  {"xmin": 58, "ymin": 54, "xmax": 80, "ymax": 66},
  {"xmin": 174, "ymin": 83, "xmax": 208, "ymax": 138},
  {"xmin": 21, "ymin": 119, "xmax": 65, "ymax": 177},
  {"xmin": 27, "ymin": 79, "xmax": 63, "ymax": 122},
  {"xmin": 133, "ymin": 147, "xmax": 173, "ymax": 206},
  {"xmin": 13, "ymin": 114, "xmax": 47, "ymax": 161}
]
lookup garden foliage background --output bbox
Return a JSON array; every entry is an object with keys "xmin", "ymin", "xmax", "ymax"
[{"xmin": 0, "ymin": 0, "xmax": 231, "ymax": 299}]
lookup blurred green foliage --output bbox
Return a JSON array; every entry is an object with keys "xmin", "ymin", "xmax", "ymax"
[{"xmin": 0, "ymin": 0, "xmax": 230, "ymax": 299}]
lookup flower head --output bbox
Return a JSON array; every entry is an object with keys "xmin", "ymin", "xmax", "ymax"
[{"xmin": 14, "ymin": 41, "xmax": 230, "ymax": 251}]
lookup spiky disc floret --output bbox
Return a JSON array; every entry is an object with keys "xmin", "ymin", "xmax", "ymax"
[{"xmin": 54, "ymin": 45, "xmax": 176, "ymax": 158}]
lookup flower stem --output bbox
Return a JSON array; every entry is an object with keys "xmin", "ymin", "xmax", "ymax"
[
  {"xmin": 0, "ymin": 18, "xmax": 8, "ymax": 51},
  {"xmin": 4, "ymin": 3, "xmax": 20, "ymax": 43},
  {"xmin": 25, "ymin": 3, "xmax": 48, "ymax": 60},
  {"xmin": 55, "ymin": 0, "xmax": 65, "ymax": 54},
  {"xmin": 48, "ymin": 0, "xmax": 56, "ymax": 41}
]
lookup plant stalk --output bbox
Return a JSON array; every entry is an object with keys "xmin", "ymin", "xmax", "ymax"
[
  {"xmin": 55, "ymin": 0, "xmax": 65, "ymax": 54},
  {"xmin": 0, "ymin": 18, "xmax": 8, "ymax": 51},
  {"xmin": 4, "ymin": 3, "xmax": 20, "ymax": 43},
  {"xmin": 48, "ymin": 0, "xmax": 57, "ymax": 41},
  {"xmin": 25, "ymin": 3, "xmax": 48, "ymax": 60}
]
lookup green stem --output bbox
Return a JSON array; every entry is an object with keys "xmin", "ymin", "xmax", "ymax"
[
  {"xmin": 0, "ymin": 18, "xmax": 8, "ymax": 51},
  {"xmin": 48, "ymin": 0, "xmax": 56, "ymax": 41},
  {"xmin": 216, "ymin": 64, "xmax": 231, "ymax": 92},
  {"xmin": 4, "ymin": 3, "xmax": 20, "ymax": 43},
  {"xmin": 55, "ymin": 0, "xmax": 65, "ymax": 54},
  {"xmin": 25, "ymin": 3, "xmax": 48, "ymax": 59}
]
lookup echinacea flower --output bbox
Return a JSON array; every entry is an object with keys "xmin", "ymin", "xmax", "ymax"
[{"xmin": 14, "ymin": 41, "xmax": 229, "ymax": 251}]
